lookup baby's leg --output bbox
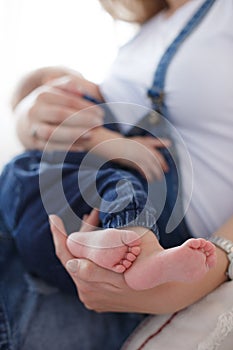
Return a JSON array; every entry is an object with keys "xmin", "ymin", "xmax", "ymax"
[
  {"xmin": 68, "ymin": 166, "xmax": 216, "ymax": 286},
  {"xmin": 67, "ymin": 167, "xmax": 156, "ymax": 273},
  {"xmin": 67, "ymin": 228, "xmax": 141, "ymax": 273}
]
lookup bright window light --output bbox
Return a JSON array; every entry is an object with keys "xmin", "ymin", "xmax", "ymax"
[{"xmin": 0, "ymin": 0, "xmax": 135, "ymax": 167}]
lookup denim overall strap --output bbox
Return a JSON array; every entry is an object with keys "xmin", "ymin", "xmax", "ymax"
[
  {"xmin": 144, "ymin": 0, "xmax": 216, "ymax": 247},
  {"xmin": 147, "ymin": 0, "xmax": 216, "ymax": 113}
]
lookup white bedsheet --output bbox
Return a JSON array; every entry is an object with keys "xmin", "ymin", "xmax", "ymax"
[{"xmin": 122, "ymin": 282, "xmax": 233, "ymax": 350}]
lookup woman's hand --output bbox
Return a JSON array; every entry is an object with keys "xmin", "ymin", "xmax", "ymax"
[
  {"xmin": 82, "ymin": 132, "xmax": 171, "ymax": 182},
  {"xmin": 115, "ymin": 136, "xmax": 171, "ymax": 181},
  {"xmin": 50, "ymin": 214, "xmax": 173, "ymax": 314},
  {"xmin": 49, "ymin": 212, "xmax": 156, "ymax": 314},
  {"xmin": 49, "ymin": 212, "xmax": 188, "ymax": 315},
  {"xmin": 50, "ymin": 211, "xmax": 229, "ymax": 316},
  {"xmin": 13, "ymin": 67, "xmax": 104, "ymax": 151}
]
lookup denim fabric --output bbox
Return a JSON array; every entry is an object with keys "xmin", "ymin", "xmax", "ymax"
[
  {"xmin": 147, "ymin": 0, "xmax": 216, "ymax": 113},
  {"xmin": 0, "ymin": 150, "xmax": 158, "ymax": 294},
  {"xmin": 126, "ymin": 107, "xmax": 191, "ymax": 248},
  {"xmin": 145, "ymin": 0, "xmax": 217, "ymax": 244},
  {"xmin": 0, "ymin": 232, "xmax": 145, "ymax": 350},
  {"xmin": 0, "ymin": 1, "xmax": 215, "ymax": 348},
  {"xmin": 0, "ymin": 151, "xmax": 187, "ymax": 350},
  {"xmin": 0, "ymin": 151, "xmax": 189, "ymax": 350}
]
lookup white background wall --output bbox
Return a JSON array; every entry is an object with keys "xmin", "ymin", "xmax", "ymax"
[{"xmin": 0, "ymin": 0, "xmax": 135, "ymax": 168}]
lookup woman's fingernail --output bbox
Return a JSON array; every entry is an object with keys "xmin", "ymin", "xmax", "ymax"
[
  {"xmin": 95, "ymin": 108, "xmax": 104, "ymax": 118},
  {"xmin": 94, "ymin": 115, "xmax": 103, "ymax": 124},
  {"xmin": 80, "ymin": 132, "xmax": 91, "ymax": 139},
  {"xmin": 66, "ymin": 259, "xmax": 79, "ymax": 273},
  {"xmin": 49, "ymin": 215, "xmax": 56, "ymax": 226}
]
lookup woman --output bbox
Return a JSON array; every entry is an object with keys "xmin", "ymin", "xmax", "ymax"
[
  {"xmin": 1, "ymin": 0, "xmax": 233, "ymax": 349},
  {"xmin": 49, "ymin": 0, "xmax": 233, "ymax": 313}
]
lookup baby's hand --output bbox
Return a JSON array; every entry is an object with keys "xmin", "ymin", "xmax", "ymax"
[{"xmin": 118, "ymin": 136, "xmax": 171, "ymax": 182}]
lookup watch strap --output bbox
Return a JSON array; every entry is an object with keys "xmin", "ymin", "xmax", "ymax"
[
  {"xmin": 209, "ymin": 236, "xmax": 233, "ymax": 281},
  {"xmin": 209, "ymin": 236, "xmax": 233, "ymax": 255}
]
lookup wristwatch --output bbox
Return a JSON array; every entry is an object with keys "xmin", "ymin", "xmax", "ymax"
[{"xmin": 209, "ymin": 236, "xmax": 233, "ymax": 280}]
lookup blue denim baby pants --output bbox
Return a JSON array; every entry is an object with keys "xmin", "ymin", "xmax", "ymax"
[
  {"xmin": 0, "ymin": 224, "xmax": 145, "ymax": 350},
  {"xmin": 0, "ymin": 148, "xmax": 191, "ymax": 350}
]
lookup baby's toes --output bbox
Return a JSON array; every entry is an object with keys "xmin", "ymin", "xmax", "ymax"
[
  {"xmin": 204, "ymin": 241, "xmax": 216, "ymax": 254},
  {"xmin": 126, "ymin": 252, "xmax": 137, "ymax": 262},
  {"xmin": 206, "ymin": 250, "xmax": 217, "ymax": 268},
  {"xmin": 194, "ymin": 238, "xmax": 210, "ymax": 250},
  {"xmin": 129, "ymin": 246, "xmax": 141, "ymax": 256},
  {"xmin": 113, "ymin": 264, "xmax": 126, "ymax": 273},
  {"xmin": 122, "ymin": 259, "xmax": 132, "ymax": 269}
]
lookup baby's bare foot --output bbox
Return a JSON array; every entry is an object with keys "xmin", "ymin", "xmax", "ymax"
[
  {"xmin": 67, "ymin": 228, "xmax": 141, "ymax": 273},
  {"xmin": 124, "ymin": 237, "xmax": 217, "ymax": 290}
]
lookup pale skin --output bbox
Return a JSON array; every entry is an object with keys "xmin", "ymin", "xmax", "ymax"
[
  {"xmin": 12, "ymin": 0, "xmax": 232, "ymax": 314},
  {"xmin": 12, "ymin": 67, "xmax": 104, "ymax": 151},
  {"xmin": 53, "ymin": 213, "xmax": 216, "ymax": 291},
  {"xmin": 50, "ymin": 210, "xmax": 231, "ymax": 314},
  {"xmin": 13, "ymin": 68, "xmax": 171, "ymax": 181},
  {"xmin": 12, "ymin": 67, "xmax": 217, "ymax": 290}
]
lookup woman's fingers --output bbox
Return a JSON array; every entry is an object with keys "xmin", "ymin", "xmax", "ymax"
[
  {"xmin": 33, "ymin": 137, "xmax": 86, "ymax": 152},
  {"xmin": 151, "ymin": 148, "xmax": 169, "ymax": 173},
  {"xmin": 32, "ymin": 92, "xmax": 103, "ymax": 126},
  {"xmin": 60, "ymin": 108, "xmax": 104, "ymax": 128},
  {"xmin": 29, "ymin": 105, "xmax": 103, "ymax": 150},
  {"xmin": 37, "ymin": 87, "xmax": 104, "ymax": 117},
  {"xmin": 80, "ymin": 208, "xmax": 100, "ymax": 232},
  {"xmin": 31, "ymin": 104, "xmax": 77, "ymax": 125},
  {"xmin": 34, "ymin": 121, "xmax": 90, "ymax": 145},
  {"xmin": 49, "ymin": 218, "xmax": 124, "ymax": 313},
  {"xmin": 139, "ymin": 137, "xmax": 170, "ymax": 174},
  {"xmin": 49, "ymin": 212, "xmax": 124, "ymax": 303},
  {"xmin": 30, "ymin": 116, "xmax": 100, "ymax": 149},
  {"xmin": 67, "ymin": 258, "xmax": 124, "ymax": 287},
  {"xmin": 153, "ymin": 138, "xmax": 171, "ymax": 148},
  {"xmin": 49, "ymin": 215, "xmax": 74, "ymax": 266},
  {"xmin": 48, "ymin": 74, "xmax": 104, "ymax": 104}
]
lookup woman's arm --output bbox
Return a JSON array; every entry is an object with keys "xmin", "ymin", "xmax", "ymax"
[
  {"xmin": 51, "ymin": 213, "xmax": 232, "ymax": 315},
  {"xmin": 13, "ymin": 66, "xmax": 170, "ymax": 180}
]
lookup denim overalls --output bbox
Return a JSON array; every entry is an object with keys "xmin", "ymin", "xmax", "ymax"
[{"xmin": 0, "ymin": 1, "xmax": 216, "ymax": 349}]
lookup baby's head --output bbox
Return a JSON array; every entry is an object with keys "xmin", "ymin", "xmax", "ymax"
[
  {"xmin": 99, "ymin": 0, "xmax": 166, "ymax": 23},
  {"xmin": 11, "ymin": 66, "xmax": 78, "ymax": 110}
]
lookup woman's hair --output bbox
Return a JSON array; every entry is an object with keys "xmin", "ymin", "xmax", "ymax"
[{"xmin": 99, "ymin": 0, "xmax": 167, "ymax": 23}]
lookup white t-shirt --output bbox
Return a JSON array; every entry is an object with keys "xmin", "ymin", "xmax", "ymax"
[{"xmin": 100, "ymin": 0, "xmax": 233, "ymax": 238}]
